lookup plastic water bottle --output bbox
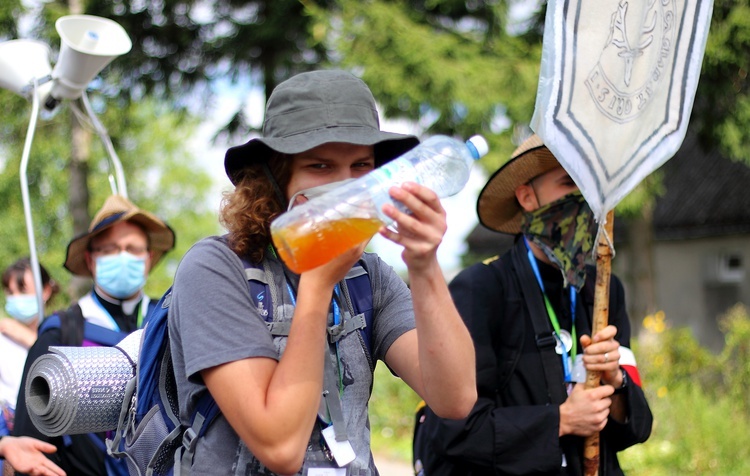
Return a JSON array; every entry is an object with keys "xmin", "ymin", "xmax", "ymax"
[{"xmin": 270, "ymin": 135, "xmax": 489, "ymax": 273}]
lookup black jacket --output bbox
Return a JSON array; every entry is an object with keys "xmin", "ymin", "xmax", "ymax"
[
  {"xmin": 13, "ymin": 290, "xmax": 150, "ymax": 476},
  {"xmin": 414, "ymin": 239, "xmax": 652, "ymax": 475}
]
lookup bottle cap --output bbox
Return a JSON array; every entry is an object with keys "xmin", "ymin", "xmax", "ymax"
[{"xmin": 466, "ymin": 135, "xmax": 489, "ymax": 159}]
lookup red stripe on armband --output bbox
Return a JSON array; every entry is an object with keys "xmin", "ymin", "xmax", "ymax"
[{"xmin": 618, "ymin": 347, "xmax": 642, "ymax": 387}]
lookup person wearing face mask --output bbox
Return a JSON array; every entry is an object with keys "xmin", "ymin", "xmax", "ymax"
[
  {"xmin": 1, "ymin": 259, "xmax": 60, "ymax": 476},
  {"xmin": 1, "ymin": 258, "xmax": 57, "ymax": 354},
  {"xmin": 413, "ymin": 134, "xmax": 653, "ymax": 476},
  {"xmin": 12, "ymin": 194, "xmax": 175, "ymax": 476}
]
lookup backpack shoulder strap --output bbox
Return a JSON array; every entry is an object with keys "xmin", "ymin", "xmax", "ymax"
[
  {"xmin": 82, "ymin": 321, "xmax": 130, "ymax": 347},
  {"xmin": 343, "ymin": 262, "xmax": 374, "ymax": 343},
  {"xmin": 44, "ymin": 294, "xmax": 132, "ymax": 347},
  {"xmin": 242, "ymin": 254, "xmax": 375, "ymax": 353},
  {"xmin": 332, "ymin": 260, "xmax": 375, "ymax": 370},
  {"xmin": 61, "ymin": 305, "xmax": 85, "ymax": 346},
  {"xmin": 39, "ymin": 305, "xmax": 86, "ymax": 346},
  {"xmin": 485, "ymin": 253, "xmax": 525, "ymax": 394},
  {"xmin": 510, "ymin": 241, "xmax": 568, "ymax": 405},
  {"xmin": 241, "ymin": 257, "xmax": 291, "ymax": 338}
]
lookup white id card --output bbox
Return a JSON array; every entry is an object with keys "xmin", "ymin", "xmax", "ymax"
[
  {"xmin": 321, "ymin": 425, "xmax": 356, "ymax": 467},
  {"xmin": 308, "ymin": 469, "xmax": 346, "ymax": 476},
  {"xmin": 570, "ymin": 354, "xmax": 586, "ymax": 383}
]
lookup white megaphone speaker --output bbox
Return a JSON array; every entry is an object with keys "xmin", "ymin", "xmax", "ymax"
[
  {"xmin": 47, "ymin": 14, "xmax": 132, "ymax": 109},
  {"xmin": 0, "ymin": 40, "xmax": 54, "ymax": 100}
]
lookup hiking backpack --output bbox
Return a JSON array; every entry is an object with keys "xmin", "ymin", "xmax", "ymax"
[
  {"xmin": 38, "ymin": 295, "xmax": 156, "ymax": 476},
  {"xmin": 106, "ymin": 253, "xmax": 375, "ymax": 476}
]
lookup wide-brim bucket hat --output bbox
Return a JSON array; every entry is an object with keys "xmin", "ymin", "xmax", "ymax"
[
  {"xmin": 64, "ymin": 194, "xmax": 176, "ymax": 277},
  {"xmin": 477, "ymin": 134, "xmax": 561, "ymax": 234},
  {"xmin": 224, "ymin": 70, "xmax": 419, "ymax": 184}
]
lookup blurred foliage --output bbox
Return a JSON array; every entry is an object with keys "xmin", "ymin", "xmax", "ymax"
[
  {"xmin": 370, "ymin": 305, "xmax": 750, "ymax": 475},
  {"xmin": 694, "ymin": 0, "xmax": 750, "ymax": 165},
  {"xmin": 620, "ymin": 304, "xmax": 750, "ymax": 474},
  {"xmin": 717, "ymin": 304, "xmax": 750, "ymax": 415},
  {"xmin": 614, "ymin": 171, "xmax": 665, "ymax": 219},
  {"xmin": 0, "ymin": 88, "xmax": 220, "ymax": 307},
  {"xmin": 370, "ymin": 364, "xmax": 422, "ymax": 462},
  {"xmin": 308, "ymin": 0, "xmax": 545, "ymax": 173}
]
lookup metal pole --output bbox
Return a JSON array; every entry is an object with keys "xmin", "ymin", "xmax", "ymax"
[
  {"xmin": 80, "ymin": 91, "xmax": 128, "ymax": 198},
  {"xmin": 19, "ymin": 80, "xmax": 46, "ymax": 322}
]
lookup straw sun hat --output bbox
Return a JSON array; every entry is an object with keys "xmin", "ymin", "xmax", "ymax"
[
  {"xmin": 476, "ymin": 134, "xmax": 561, "ymax": 235},
  {"xmin": 224, "ymin": 70, "xmax": 419, "ymax": 184},
  {"xmin": 64, "ymin": 194, "xmax": 175, "ymax": 277}
]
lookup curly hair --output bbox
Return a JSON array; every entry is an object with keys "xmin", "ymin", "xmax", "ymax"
[{"xmin": 219, "ymin": 154, "xmax": 292, "ymax": 263}]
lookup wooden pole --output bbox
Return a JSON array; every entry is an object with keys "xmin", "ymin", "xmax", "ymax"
[{"xmin": 583, "ymin": 209, "xmax": 615, "ymax": 476}]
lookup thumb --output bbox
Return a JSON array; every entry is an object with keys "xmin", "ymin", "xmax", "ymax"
[
  {"xmin": 579, "ymin": 334, "xmax": 592, "ymax": 350},
  {"xmin": 570, "ymin": 382, "xmax": 585, "ymax": 395}
]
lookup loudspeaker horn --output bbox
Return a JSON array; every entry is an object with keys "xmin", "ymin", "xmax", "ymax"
[
  {"xmin": 0, "ymin": 40, "xmax": 53, "ymax": 100},
  {"xmin": 48, "ymin": 15, "xmax": 132, "ymax": 105}
]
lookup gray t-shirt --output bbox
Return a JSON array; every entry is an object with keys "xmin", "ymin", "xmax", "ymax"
[{"xmin": 169, "ymin": 237, "xmax": 415, "ymax": 475}]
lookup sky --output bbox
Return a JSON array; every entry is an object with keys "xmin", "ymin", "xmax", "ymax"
[{"xmin": 190, "ymin": 82, "xmax": 489, "ymax": 278}]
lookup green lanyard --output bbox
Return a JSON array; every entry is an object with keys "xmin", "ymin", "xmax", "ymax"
[
  {"xmin": 136, "ymin": 300, "xmax": 145, "ymax": 328},
  {"xmin": 540, "ymin": 292, "xmax": 577, "ymax": 359},
  {"xmin": 524, "ymin": 238, "xmax": 577, "ymax": 381}
]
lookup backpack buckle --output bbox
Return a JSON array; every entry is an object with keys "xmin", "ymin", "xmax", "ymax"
[
  {"xmin": 328, "ymin": 323, "xmax": 345, "ymax": 343},
  {"xmin": 535, "ymin": 332, "xmax": 557, "ymax": 350},
  {"xmin": 182, "ymin": 427, "xmax": 198, "ymax": 453}
]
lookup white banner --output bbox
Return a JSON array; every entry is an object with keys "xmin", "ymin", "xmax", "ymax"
[{"xmin": 531, "ymin": 0, "xmax": 714, "ymax": 222}]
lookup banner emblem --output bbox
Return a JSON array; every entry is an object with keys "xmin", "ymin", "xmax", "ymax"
[{"xmin": 532, "ymin": 0, "xmax": 713, "ymax": 221}]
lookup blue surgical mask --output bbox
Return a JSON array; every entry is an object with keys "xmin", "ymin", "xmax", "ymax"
[
  {"xmin": 95, "ymin": 252, "xmax": 147, "ymax": 299},
  {"xmin": 5, "ymin": 294, "xmax": 40, "ymax": 323}
]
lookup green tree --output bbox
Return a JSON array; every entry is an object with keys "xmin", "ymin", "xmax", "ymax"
[
  {"xmin": 0, "ymin": 0, "xmax": 339, "ymax": 284},
  {"xmin": 693, "ymin": 0, "xmax": 750, "ymax": 164},
  {"xmin": 309, "ymin": 0, "xmax": 544, "ymax": 170},
  {"xmin": 0, "ymin": 88, "xmax": 218, "ymax": 304}
]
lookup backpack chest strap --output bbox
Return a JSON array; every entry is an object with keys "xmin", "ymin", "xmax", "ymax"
[
  {"xmin": 249, "ymin": 263, "xmax": 369, "ymax": 344},
  {"xmin": 263, "ymin": 304, "xmax": 367, "ymax": 343},
  {"xmin": 327, "ymin": 312, "xmax": 367, "ymax": 343}
]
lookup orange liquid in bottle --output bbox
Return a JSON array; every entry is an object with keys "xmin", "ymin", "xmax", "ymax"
[{"xmin": 272, "ymin": 217, "xmax": 383, "ymax": 274}]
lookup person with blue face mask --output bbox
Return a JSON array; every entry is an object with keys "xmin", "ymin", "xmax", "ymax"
[
  {"xmin": 12, "ymin": 194, "xmax": 175, "ymax": 476},
  {"xmin": 0, "ymin": 258, "xmax": 59, "ymax": 476},
  {"xmin": 1, "ymin": 258, "xmax": 57, "ymax": 348}
]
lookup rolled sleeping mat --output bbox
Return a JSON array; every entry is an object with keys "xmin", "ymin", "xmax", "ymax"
[{"xmin": 25, "ymin": 329, "xmax": 142, "ymax": 436}]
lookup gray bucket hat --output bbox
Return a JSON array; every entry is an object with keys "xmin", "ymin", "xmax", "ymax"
[{"xmin": 224, "ymin": 70, "xmax": 419, "ymax": 184}]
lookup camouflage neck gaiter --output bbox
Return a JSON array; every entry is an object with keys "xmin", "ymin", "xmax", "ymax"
[{"xmin": 520, "ymin": 191, "xmax": 596, "ymax": 291}]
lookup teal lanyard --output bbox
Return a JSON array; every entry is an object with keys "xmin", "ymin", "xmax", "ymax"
[
  {"xmin": 269, "ymin": 244, "xmax": 344, "ymax": 393},
  {"xmin": 282, "ymin": 274, "xmax": 344, "ymax": 396},
  {"xmin": 523, "ymin": 238, "xmax": 577, "ymax": 381}
]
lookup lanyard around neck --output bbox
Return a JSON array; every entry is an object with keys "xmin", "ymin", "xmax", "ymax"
[
  {"xmin": 92, "ymin": 291, "xmax": 143, "ymax": 332},
  {"xmin": 281, "ymin": 268, "xmax": 344, "ymax": 395},
  {"xmin": 523, "ymin": 238, "xmax": 578, "ymax": 378}
]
